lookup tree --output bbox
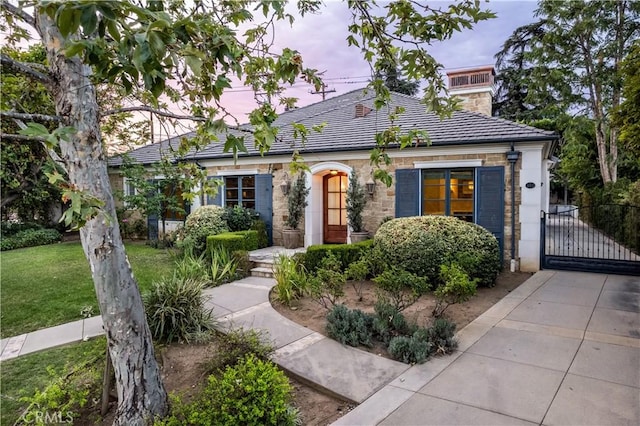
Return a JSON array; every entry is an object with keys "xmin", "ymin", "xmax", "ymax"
[
  {"xmin": 376, "ymin": 63, "xmax": 420, "ymax": 96},
  {"xmin": 613, "ymin": 41, "xmax": 640, "ymax": 158},
  {"xmin": 0, "ymin": 44, "xmax": 61, "ymax": 221},
  {"xmin": 527, "ymin": 0, "xmax": 640, "ymax": 184},
  {"xmin": 0, "ymin": 1, "xmax": 492, "ymax": 423}
]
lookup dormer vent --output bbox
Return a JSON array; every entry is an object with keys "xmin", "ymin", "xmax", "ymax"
[{"xmin": 355, "ymin": 103, "xmax": 372, "ymax": 118}]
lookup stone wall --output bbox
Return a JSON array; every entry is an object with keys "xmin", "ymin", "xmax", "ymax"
[{"xmin": 453, "ymin": 91, "xmax": 493, "ymax": 116}]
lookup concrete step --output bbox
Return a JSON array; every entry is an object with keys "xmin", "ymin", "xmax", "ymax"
[
  {"xmin": 251, "ymin": 266, "xmax": 274, "ymax": 278},
  {"xmin": 252, "ymin": 261, "xmax": 274, "ymax": 270}
]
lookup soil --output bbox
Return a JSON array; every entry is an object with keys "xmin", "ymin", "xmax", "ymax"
[
  {"xmin": 80, "ymin": 270, "xmax": 531, "ymax": 425},
  {"xmin": 79, "ymin": 339, "xmax": 351, "ymax": 426},
  {"xmin": 271, "ymin": 270, "xmax": 533, "ymax": 358}
]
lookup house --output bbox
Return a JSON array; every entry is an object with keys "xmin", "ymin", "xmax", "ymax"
[{"xmin": 108, "ymin": 66, "xmax": 557, "ymax": 272}]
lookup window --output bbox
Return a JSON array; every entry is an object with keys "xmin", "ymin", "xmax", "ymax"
[
  {"xmin": 160, "ymin": 181, "xmax": 188, "ymax": 221},
  {"xmin": 422, "ymin": 169, "xmax": 474, "ymax": 222},
  {"xmin": 225, "ymin": 176, "xmax": 255, "ymax": 209}
]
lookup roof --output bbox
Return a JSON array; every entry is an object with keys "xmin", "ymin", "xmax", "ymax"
[{"xmin": 108, "ymin": 89, "xmax": 557, "ymax": 166}]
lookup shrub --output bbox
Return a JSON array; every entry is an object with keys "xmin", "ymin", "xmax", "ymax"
[
  {"xmin": 1, "ymin": 220, "xmax": 42, "ymax": 236},
  {"xmin": 182, "ymin": 205, "xmax": 229, "ymax": 255},
  {"xmin": 143, "ymin": 275, "xmax": 214, "ymax": 343},
  {"xmin": 432, "ymin": 263, "xmax": 478, "ymax": 318},
  {"xmin": 273, "ymin": 254, "xmax": 309, "ymax": 306},
  {"xmin": 388, "ymin": 331, "xmax": 432, "ymax": 364},
  {"xmin": 326, "ymin": 304, "xmax": 374, "ymax": 347},
  {"xmin": 210, "ymin": 247, "xmax": 239, "ymax": 286},
  {"xmin": 0, "ymin": 228, "xmax": 62, "ymax": 251},
  {"xmin": 233, "ymin": 250, "xmax": 252, "ymax": 280},
  {"xmin": 374, "ymin": 216, "xmax": 500, "ymax": 287},
  {"xmin": 303, "ymin": 239, "xmax": 374, "ymax": 273},
  {"xmin": 222, "ymin": 205, "xmax": 257, "ymax": 232},
  {"xmin": 206, "ymin": 230, "xmax": 259, "ymax": 257},
  {"xmin": 206, "ymin": 329, "xmax": 274, "ymax": 374},
  {"xmin": 174, "ymin": 252, "xmax": 209, "ymax": 282},
  {"xmin": 373, "ymin": 267, "xmax": 430, "ymax": 311},
  {"xmin": 346, "ymin": 169, "xmax": 367, "ymax": 232},
  {"xmin": 427, "ymin": 318, "xmax": 458, "ymax": 355},
  {"xmin": 308, "ymin": 253, "xmax": 345, "ymax": 309},
  {"xmin": 19, "ymin": 342, "xmax": 104, "ymax": 425},
  {"xmin": 371, "ymin": 300, "xmax": 413, "ymax": 345},
  {"xmin": 345, "ymin": 257, "xmax": 369, "ymax": 301},
  {"xmin": 251, "ymin": 219, "xmax": 269, "ymax": 248},
  {"xmin": 162, "ymin": 355, "xmax": 295, "ymax": 426},
  {"xmin": 286, "ymin": 173, "xmax": 309, "ymax": 229}
]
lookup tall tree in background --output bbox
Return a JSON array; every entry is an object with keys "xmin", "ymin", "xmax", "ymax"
[
  {"xmin": 0, "ymin": 1, "xmax": 492, "ymax": 423},
  {"xmin": 528, "ymin": 0, "xmax": 640, "ymax": 184},
  {"xmin": 613, "ymin": 41, "xmax": 640, "ymax": 158},
  {"xmin": 377, "ymin": 63, "xmax": 420, "ymax": 96}
]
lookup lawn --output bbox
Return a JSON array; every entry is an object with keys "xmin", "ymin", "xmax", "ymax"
[
  {"xmin": 0, "ymin": 241, "xmax": 174, "ymax": 338},
  {"xmin": 0, "ymin": 337, "xmax": 106, "ymax": 425}
]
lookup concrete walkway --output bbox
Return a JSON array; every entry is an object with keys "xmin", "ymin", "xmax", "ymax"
[
  {"xmin": 335, "ymin": 270, "xmax": 640, "ymax": 425},
  {"xmin": 2, "ymin": 270, "xmax": 639, "ymax": 425}
]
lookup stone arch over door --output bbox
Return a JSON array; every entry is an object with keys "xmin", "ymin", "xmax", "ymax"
[{"xmin": 305, "ymin": 162, "xmax": 353, "ymax": 247}]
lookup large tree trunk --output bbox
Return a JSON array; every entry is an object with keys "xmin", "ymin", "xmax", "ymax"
[{"xmin": 36, "ymin": 11, "xmax": 167, "ymax": 426}]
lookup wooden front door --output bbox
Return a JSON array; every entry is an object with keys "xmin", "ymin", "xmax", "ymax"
[{"xmin": 323, "ymin": 172, "xmax": 348, "ymax": 243}]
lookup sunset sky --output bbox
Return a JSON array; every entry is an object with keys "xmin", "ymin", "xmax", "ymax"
[{"xmin": 208, "ymin": 0, "xmax": 539, "ymax": 126}]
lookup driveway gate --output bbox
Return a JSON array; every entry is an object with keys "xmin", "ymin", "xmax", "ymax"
[{"xmin": 540, "ymin": 204, "xmax": 640, "ymax": 275}]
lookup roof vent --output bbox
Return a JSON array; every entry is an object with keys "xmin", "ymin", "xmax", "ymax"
[{"xmin": 355, "ymin": 103, "xmax": 372, "ymax": 118}]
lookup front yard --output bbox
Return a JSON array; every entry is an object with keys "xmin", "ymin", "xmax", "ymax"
[{"xmin": 0, "ymin": 241, "xmax": 173, "ymax": 338}]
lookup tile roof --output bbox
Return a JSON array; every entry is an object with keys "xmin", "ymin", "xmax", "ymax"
[{"xmin": 109, "ymin": 89, "xmax": 557, "ymax": 166}]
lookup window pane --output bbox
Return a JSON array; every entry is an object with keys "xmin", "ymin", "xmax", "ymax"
[
  {"xmin": 451, "ymin": 200, "xmax": 473, "ymax": 218},
  {"xmin": 328, "ymin": 176, "xmax": 340, "ymax": 192},
  {"xmin": 328, "ymin": 209, "xmax": 341, "ymax": 225},
  {"xmin": 227, "ymin": 200, "xmax": 238, "ymax": 207},
  {"xmin": 340, "ymin": 193, "xmax": 346, "ymax": 209},
  {"xmin": 242, "ymin": 189, "xmax": 255, "ymax": 200},
  {"xmin": 225, "ymin": 177, "xmax": 238, "ymax": 188},
  {"xmin": 341, "ymin": 209, "xmax": 347, "ymax": 225},
  {"xmin": 328, "ymin": 193, "xmax": 340, "ymax": 208},
  {"xmin": 243, "ymin": 201, "xmax": 255, "ymax": 209},
  {"xmin": 226, "ymin": 189, "xmax": 238, "ymax": 200},
  {"xmin": 242, "ymin": 176, "xmax": 255, "ymax": 188},
  {"xmin": 423, "ymin": 200, "xmax": 445, "ymax": 216}
]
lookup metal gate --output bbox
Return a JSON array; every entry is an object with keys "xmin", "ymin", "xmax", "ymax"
[{"xmin": 541, "ymin": 204, "xmax": 640, "ymax": 275}]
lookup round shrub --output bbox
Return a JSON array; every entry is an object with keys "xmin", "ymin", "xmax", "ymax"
[
  {"xmin": 182, "ymin": 205, "xmax": 229, "ymax": 255},
  {"xmin": 374, "ymin": 216, "xmax": 500, "ymax": 287}
]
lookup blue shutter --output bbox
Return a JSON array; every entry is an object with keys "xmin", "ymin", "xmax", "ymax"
[
  {"xmin": 206, "ymin": 176, "xmax": 223, "ymax": 206},
  {"xmin": 395, "ymin": 169, "xmax": 420, "ymax": 217},
  {"xmin": 146, "ymin": 179, "xmax": 159, "ymax": 241},
  {"xmin": 476, "ymin": 166, "xmax": 505, "ymax": 262},
  {"xmin": 254, "ymin": 174, "xmax": 273, "ymax": 246}
]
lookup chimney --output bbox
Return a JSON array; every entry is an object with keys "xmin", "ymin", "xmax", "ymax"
[
  {"xmin": 355, "ymin": 103, "xmax": 372, "ymax": 118},
  {"xmin": 446, "ymin": 66, "xmax": 495, "ymax": 116}
]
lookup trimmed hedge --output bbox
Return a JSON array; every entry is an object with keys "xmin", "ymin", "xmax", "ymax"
[
  {"xmin": 206, "ymin": 230, "xmax": 259, "ymax": 256},
  {"xmin": 303, "ymin": 239, "xmax": 374, "ymax": 273},
  {"xmin": 374, "ymin": 216, "xmax": 500, "ymax": 287},
  {"xmin": 0, "ymin": 228, "xmax": 62, "ymax": 251}
]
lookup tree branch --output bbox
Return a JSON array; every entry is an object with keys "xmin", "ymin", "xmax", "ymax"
[
  {"xmin": 0, "ymin": 133, "xmax": 46, "ymax": 142},
  {"xmin": 0, "ymin": 54, "xmax": 52, "ymax": 86},
  {"xmin": 1, "ymin": 110, "xmax": 61, "ymax": 123},
  {"xmin": 0, "ymin": 1, "xmax": 36, "ymax": 27},
  {"xmin": 101, "ymin": 105, "xmax": 208, "ymax": 121}
]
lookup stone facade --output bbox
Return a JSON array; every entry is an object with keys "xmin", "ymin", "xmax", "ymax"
[{"xmin": 452, "ymin": 90, "xmax": 493, "ymax": 116}]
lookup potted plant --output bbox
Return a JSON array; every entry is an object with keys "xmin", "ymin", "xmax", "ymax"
[
  {"xmin": 283, "ymin": 172, "xmax": 309, "ymax": 248},
  {"xmin": 346, "ymin": 168, "xmax": 369, "ymax": 243}
]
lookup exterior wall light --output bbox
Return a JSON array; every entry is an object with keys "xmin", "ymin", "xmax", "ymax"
[
  {"xmin": 366, "ymin": 177, "xmax": 376, "ymax": 198},
  {"xmin": 280, "ymin": 174, "xmax": 291, "ymax": 195}
]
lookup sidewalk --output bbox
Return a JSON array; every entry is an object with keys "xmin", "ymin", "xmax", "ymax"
[
  {"xmin": 2, "ymin": 270, "xmax": 638, "ymax": 425},
  {"xmin": 335, "ymin": 270, "xmax": 640, "ymax": 425}
]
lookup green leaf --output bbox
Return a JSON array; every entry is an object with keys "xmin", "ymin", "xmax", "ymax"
[{"xmin": 18, "ymin": 122, "xmax": 50, "ymax": 138}]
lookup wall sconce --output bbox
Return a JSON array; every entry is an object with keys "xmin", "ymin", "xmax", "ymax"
[
  {"xmin": 279, "ymin": 174, "xmax": 291, "ymax": 195},
  {"xmin": 329, "ymin": 170, "xmax": 338, "ymax": 175},
  {"xmin": 366, "ymin": 177, "xmax": 376, "ymax": 199}
]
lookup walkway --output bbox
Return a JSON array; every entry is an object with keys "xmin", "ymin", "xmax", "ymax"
[{"xmin": 1, "ymin": 269, "xmax": 639, "ymax": 425}]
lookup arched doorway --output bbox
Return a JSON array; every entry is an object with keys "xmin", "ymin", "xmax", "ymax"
[{"xmin": 323, "ymin": 171, "xmax": 348, "ymax": 243}]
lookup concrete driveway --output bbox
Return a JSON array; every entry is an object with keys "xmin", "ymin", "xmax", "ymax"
[{"xmin": 334, "ymin": 270, "xmax": 640, "ymax": 425}]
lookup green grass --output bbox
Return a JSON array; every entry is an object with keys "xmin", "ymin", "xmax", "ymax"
[
  {"xmin": 0, "ymin": 242, "xmax": 174, "ymax": 338},
  {"xmin": 0, "ymin": 337, "xmax": 106, "ymax": 426}
]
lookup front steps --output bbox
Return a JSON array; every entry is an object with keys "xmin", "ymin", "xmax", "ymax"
[{"xmin": 250, "ymin": 260, "xmax": 274, "ymax": 279}]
